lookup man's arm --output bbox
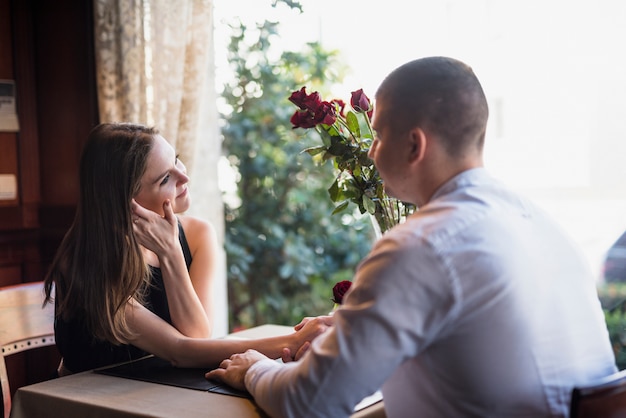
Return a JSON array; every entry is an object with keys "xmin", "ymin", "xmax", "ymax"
[{"xmin": 206, "ymin": 235, "xmax": 449, "ymax": 417}]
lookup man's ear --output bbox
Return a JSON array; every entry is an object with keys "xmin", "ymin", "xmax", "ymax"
[{"xmin": 408, "ymin": 127, "xmax": 427, "ymax": 163}]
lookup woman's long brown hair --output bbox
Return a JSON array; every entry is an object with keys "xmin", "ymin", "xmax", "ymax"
[{"xmin": 44, "ymin": 123, "xmax": 156, "ymax": 344}]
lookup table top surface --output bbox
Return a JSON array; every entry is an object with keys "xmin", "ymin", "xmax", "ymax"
[{"xmin": 9, "ymin": 324, "xmax": 385, "ymax": 418}]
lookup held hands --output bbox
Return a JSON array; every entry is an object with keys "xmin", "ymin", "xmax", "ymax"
[
  {"xmin": 206, "ymin": 316, "xmax": 333, "ymax": 391},
  {"xmin": 282, "ymin": 315, "xmax": 334, "ymax": 362},
  {"xmin": 205, "ymin": 349, "xmax": 267, "ymax": 391},
  {"xmin": 293, "ymin": 315, "xmax": 334, "ymax": 332},
  {"xmin": 131, "ymin": 199, "xmax": 179, "ymax": 254}
]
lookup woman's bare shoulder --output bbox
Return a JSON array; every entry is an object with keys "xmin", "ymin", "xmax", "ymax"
[{"xmin": 177, "ymin": 215, "xmax": 216, "ymax": 246}]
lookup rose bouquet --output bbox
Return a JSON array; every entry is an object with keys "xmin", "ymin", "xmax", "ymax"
[{"xmin": 288, "ymin": 87, "xmax": 413, "ymax": 235}]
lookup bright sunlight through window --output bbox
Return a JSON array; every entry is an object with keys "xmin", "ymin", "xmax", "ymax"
[{"xmin": 213, "ymin": 0, "xmax": 626, "ymax": 282}]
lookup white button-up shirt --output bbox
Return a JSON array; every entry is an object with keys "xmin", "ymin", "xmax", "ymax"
[{"xmin": 246, "ymin": 168, "xmax": 617, "ymax": 418}]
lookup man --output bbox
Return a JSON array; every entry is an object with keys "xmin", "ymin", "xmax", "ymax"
[{"xmin": 206, "ymin": 57, "xmax": 616, "ymax": 417}]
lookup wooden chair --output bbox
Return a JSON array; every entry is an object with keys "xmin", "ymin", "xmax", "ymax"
[
  {"xmin": 571, "ymin": 369, "xmax": 626, "ymax": 418},
  {"xmin": 0, "ymin": 282, "xmax": 55, "ymax": 418}
]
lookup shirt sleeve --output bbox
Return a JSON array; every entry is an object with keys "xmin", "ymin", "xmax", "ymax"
[{"xmin": 244, "ymin": 231, "xmax": 456, "ymax": 418}]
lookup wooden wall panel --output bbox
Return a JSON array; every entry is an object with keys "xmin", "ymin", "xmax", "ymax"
[
  {"xmin": 0, "ymin": 133, "xmax": 18, "ymax": 208},
  {"xmin": 11, "ymin": 0, "xmax": 40, "ymax": 228},
  {"xmin": 0, "ymin": 0, "xmax": 12, "ymax": 75},
  {"xmin": 33, "ymin": 0, "xmax": 98, "ymax": 265},
  {"xmin": 0, "ymin": 0, "xmax": 98, "ymax": 276},
  {"xmin": 0, "ymin": 0, "xmax": 20, "ymax": 217},
  {"xmin": 34, "ymin": 0, "xmax": 98, "ymax": 208},
  {"xmin": 0, "ymin": 0, "xmax": 28, "ymax": 288},
  {"xmin": 0, "ymin": 0, "xmax": 96, "ymax": 411}
]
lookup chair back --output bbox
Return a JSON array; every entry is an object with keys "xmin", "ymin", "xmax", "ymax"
[
  {"xmin": 571, "ymin": 369, "xmax": 626, "ymax": 418},
  {"xmin": 0, "ymin": 281, "xmax": 55, "ymax": 418}
]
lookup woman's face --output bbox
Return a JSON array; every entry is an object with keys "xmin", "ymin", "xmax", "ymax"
[{"xmin": 134, "ymin": 134, "xmax": 190, "ymax": 216}]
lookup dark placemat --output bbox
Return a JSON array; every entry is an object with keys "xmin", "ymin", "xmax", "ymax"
[{"xmin": 95, "ymin": 355, "xmax": 251, "ymax": 399}]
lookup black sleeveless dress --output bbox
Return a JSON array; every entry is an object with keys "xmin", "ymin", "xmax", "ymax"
[{"xmin": 54, "ymin": 222, "xmax": 193, "ymax": 373}]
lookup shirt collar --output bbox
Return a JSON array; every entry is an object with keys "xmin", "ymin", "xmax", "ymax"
[{"xmin": 429, "ymin": 167, "xmax": 491, "ymax": 202}]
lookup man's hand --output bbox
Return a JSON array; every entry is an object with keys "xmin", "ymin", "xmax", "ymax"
[{"xmin": 205, "ymin": 349, "xmax": 268, "ymax": 391}]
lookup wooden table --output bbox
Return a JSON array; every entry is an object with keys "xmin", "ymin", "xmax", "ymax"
[{"xmin": 9, "ymin": 325, "xmax": 385, "ymax": 418}]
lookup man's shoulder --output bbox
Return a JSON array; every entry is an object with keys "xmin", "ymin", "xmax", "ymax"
[{"xmin": 393, "ymin": 182, "xmax": 542, "ymax": 251}]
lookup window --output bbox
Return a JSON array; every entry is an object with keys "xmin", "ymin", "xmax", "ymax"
[{"xmin": 214, "ymin": 0, "xmax": 626, "ymax": 285}]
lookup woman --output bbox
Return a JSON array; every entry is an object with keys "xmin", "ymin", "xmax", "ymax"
[{"xmin": 44, "ymin": 122, "xmax": 325, "ymax": 374}]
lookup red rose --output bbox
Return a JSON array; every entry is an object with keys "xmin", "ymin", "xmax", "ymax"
[
  {"xmin": 289, "ymin": 87, "xmax": 324, "ymax": 114},
  {"xmin": 313, "ymin": 101, "xmax": 337, "ymax": 126},
  {"xmin": 332, "ymin": 280, "xmax": 352, "ymax": 305},
  {"xmin": 302, "ymin": 91, "xmax": 322, "ymax": 113},
  {"xmin": 350, "ymin": 89, "xmax": 370, "ymax": 112},
  {"xmin": 290, "ymin": 110, "xmax": 317, "ymax": 129},
  {"xmin": 288, "ymin": 87, "xmax": 309, "ymax": 109}
]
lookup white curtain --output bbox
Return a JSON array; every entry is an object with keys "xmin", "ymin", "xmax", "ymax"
[{"xmin": 93, "ymin": 0, "xmax": 227, "ymax": 337}]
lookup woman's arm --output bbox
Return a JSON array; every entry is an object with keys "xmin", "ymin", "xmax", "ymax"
[
  {"xmin": 177, "ymin": 214, "xmax": 217, "ymax": 333},
  {"xmin": 132, "ymin": 200, "xmax": 212, "ymax": 338},
  {"xmin": 123, "ymin": 299, "xmax": 329, "ymax": 368}
]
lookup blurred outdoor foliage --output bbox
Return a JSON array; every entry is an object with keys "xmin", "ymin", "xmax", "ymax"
[
  {"xmin": 599, "ymin": 283, "xmax": 626, "ymax": 370},
  {"xmin": 220, "ymin": 0, "xmax": 373, "ymax": 330}
]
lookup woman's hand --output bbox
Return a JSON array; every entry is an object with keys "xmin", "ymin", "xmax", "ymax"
[
  {"xmin": 131, "ymin": 199, "xmax": 179, "ymax": 254},
  {"xmin": 132, "ymin": 202, "xmax": 213, "ymax": 338},
  {"xmin": 282, "ymin": 316, "xmax": 333, "ymax": 361},
  {"xmin": 293, "ymin": 315, "xmax": 334, "ymax": 331}
]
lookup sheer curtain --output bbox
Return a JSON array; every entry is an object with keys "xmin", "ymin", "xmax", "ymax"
[{"xmin": 93, "ymin": 0, "xmax": 227, "ymax": 337}]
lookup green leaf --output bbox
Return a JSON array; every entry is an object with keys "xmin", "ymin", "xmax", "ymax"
[
  {"xmin": 303, "ymin": 145, "xmax": 327, "ymax": 156},
  {"xmin": 318, "ymin": 127, "xmax": 332, "ymax": 147},
  {"xmin": 326, "ymin": 124, "xmax": 341, "ymax": 137},
  {"xmin": 327, "ymin": 139, "xmax": 351, "ymax": 157},
  {"xmin": 328, "ymin": 178, "xmax": 339, "ymax": 202},
  {"xmin": 331, "ymin": 200, "xmax": 350, "ymax": 215},
  {"xmin": 363, "ymin": 195, "xmax": 376, "ymax": 214},
  {"xmin": 346, "ymin": 111, "xmax": 360, "ymax": 137}
]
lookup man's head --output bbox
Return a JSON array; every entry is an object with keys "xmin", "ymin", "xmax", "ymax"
[{"xmin": 369, "ymin": 57, "xmax": 489, "ymax": 205}]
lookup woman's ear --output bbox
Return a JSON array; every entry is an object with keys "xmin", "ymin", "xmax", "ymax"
[{"xmin": 408, "ymin": 127, "xmax": 427, "ymax": 163}]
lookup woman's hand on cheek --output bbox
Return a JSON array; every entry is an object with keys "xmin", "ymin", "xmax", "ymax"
[
  {"xmin": 161, "ymin": 199, "xmax": 176, "ymax": 224},
  {"xmin": 131, "ymin": 199, "xmax": 179, "ymax": 253}
]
